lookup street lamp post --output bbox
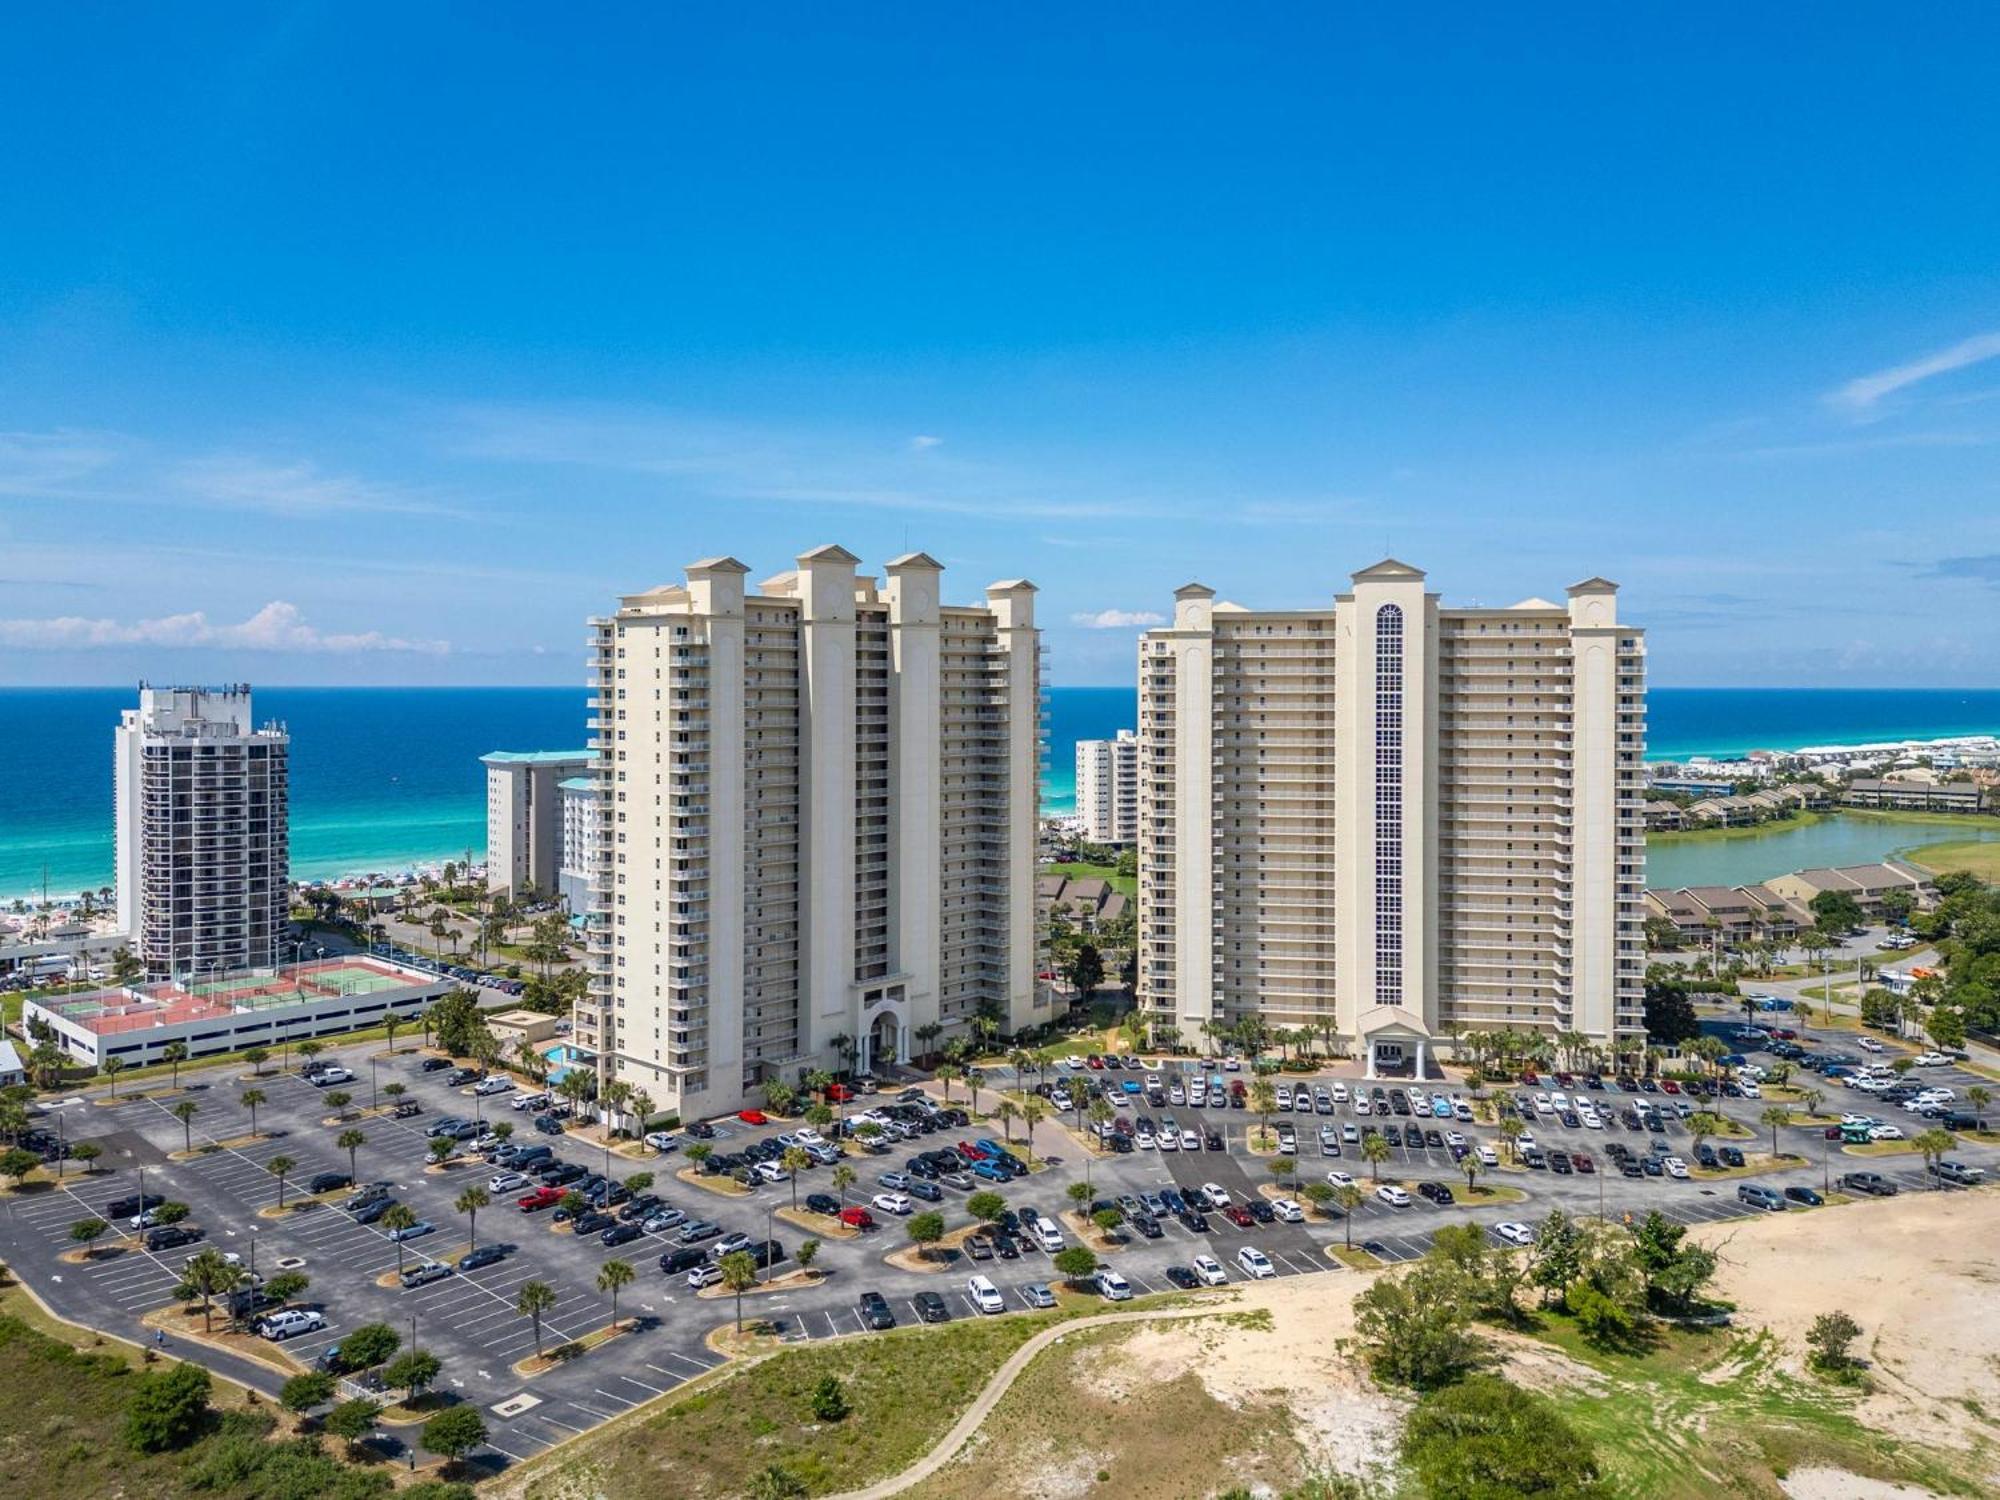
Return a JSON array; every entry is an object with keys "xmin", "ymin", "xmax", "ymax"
[{"xmin": 370, "ymin": 1057, "xmax": 379, "ymax": 1114}]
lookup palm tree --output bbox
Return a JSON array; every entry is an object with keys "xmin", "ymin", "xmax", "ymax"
[
  {"xmin": 102, "ymin": 1056, "xmax": 125, "ymax": 1098},
  {"xmin": 1758, "ymin": 1105, "xmax": 1793, "ymax": 1158},
  {"xmin": 1460, "ymin": 1153, "xmax": 1485, "ymax": 1196},
  {"xmin": 241, "ymin": 1088, "xmax": 267, "ymax": 1138},
  {"xmin": 1361, "ymin": 1131, "xmax": 1392, "ymax": 1182},
  {"xmin": 516, "ymin": 1280, "xmax": 557, "ymax": 1354},
  {"xmin": 781, "ymin": 1147, "xmax": 810, "ymax": 1209},
  {"xmin": 598, "ymin": 1258, "xmax": 636, "ymax": 1328},
  {"xmin": 1499, "ymin": 1116, "xmax": 1526, "ymax": 1162},
  {"xmin": 831, "ymin": 1163, "xmax": 856, "ymax": 1205},
  {"xmin": 171, "ymin": 1099, "xmax": 200, "ymax": 1155},
  {"xmin": 1967, "ymin": 1086, "xmax": 1992, "ymax": 1119},
  {"xmin": 1914, "ymin": 1127, "xmax": 1957, "ymax": 1188},
  {"xmin": 163, "ymin": 1041, "xmax": 188, "ymax": 1088},
  {"xmin": 383, "ymin": 1015, "xmax": 402, "ymax": 1056},
  {"xmin": 177, "ymin": 1248, "xmax": 244, "ymax": 1333},
  {"xmin": 993, "ymin": 1099, "xmax": 1020, "ymax": 1144},
  {"xmin": 455, "ymin": 1185, "xmax": 490, "ymax": 1250},
  {"xmin": 965, "ymin": 1067, "xmax": 986, "ymax": 1116},
  {"xmin": 1249, "ymin": 1078, "xmax": 1277, "ymax": 1147},
  {"xmin": 934, "ymin": 1063, "xmax": 960, "ymax": 1102},
  {"xmin": 1332, "ymin": 1183, "xmax": 1365, "ymax": 1248},
  {"xmin": 719, "ymin": 1250, "xmax": 759, "ymax": 1332},
  {"xmin": 266, "ymin": 1154, "xmax": 297, "ymax": 1209},
  {"xmin": 338, "ymin": 1128, "xmax": 366, "ymax": 1183},
  {"xmin": 381, "ymin": 1204, "xmax": 418, "ymax": 1273}
]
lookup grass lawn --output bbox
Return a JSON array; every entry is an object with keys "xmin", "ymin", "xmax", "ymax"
[
  {"xmin": 1042, "ymin": 860, "xmax": 1136, "ymax": 898},
  {"xmin": 1904, "ymin": 838, "xmax": 2000, "ymax": 881},
  {"xmin": 515, "ymin": 1295, "xmax": 1190, "ymax": 1499},
  {"xmin": 1527, "ymin": 1313, "xmax": 1987, "ymax": 1498}
]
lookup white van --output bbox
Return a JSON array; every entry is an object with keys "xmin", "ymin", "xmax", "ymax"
[
  {"xmin": 967, "ymin": 1275, "xmax": 1005, "ymax": 1314},
  {"xmin": 1031, "ymin": 1215, "xmax": 1066, "ymax": 1254}
]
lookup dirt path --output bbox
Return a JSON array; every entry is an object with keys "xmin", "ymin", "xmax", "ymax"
[{"xmin": 820, "ymin": 1305, "xmax": 1223, "ymax": 1500}]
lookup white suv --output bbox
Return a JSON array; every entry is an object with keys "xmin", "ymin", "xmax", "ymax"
[
  {"xmin": 1095, "ymin": 1268, "xmax": 1133, "ymax": 1301},
  {"xmin": 1236, "ymin": 1246, "xmax": 1276, "ymax": 1279},
  {"xmin": 1199, "ymin": 1182, "xmax": 1232, "ymax": 1211},
  {"xmin": 1375, "ymin": 1184, "xmax": 1411, "ymax": 1207},
  {"xmin": 967, "ymin": 1275, "xmax": 1005, "ymax": 1314},
  {"xmin": 256, "ymin": 1309, "xmax": 325, "ymax": 1341},
  {"xmin": 1191, "ymin": 1254, "xmax": 1228, "ymax": 1286}
]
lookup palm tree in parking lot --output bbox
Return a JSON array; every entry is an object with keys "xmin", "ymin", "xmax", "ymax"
[
  {"xmin": 598, "ymin": 1257, "xmax": 637, "ymax": 1328},
  {"xmin": 455, "ymin": 1185, "xmax": 490, "ymax": 1250},
  {"xmin": 1914, "ymin": 1127, "xmax": 1957, "ymax": 1187},
  {"xmin": 338, "ymin": 1128, "xmax": 366, "ymax": 1182},
  {"xmin": 163, "ymin": 1042, "xmax": 188, "ymax": 1089},
  {"xmin": 1498, "ymin": 1116, "xmax": 1525, "ymax": 1162},
  {"xmin": 1332, "ymin": 1183, "xmax": 1365, "ymax": 1249},
  {"xmin": 1361, "ymin": 1132, "xmax": 1391, "ymax": 1183},
  {"xmin": 381, "ymin": 1204, "xmax": 418, "ymax": 1274},
  {"xmin": 172, "ymin": 1099, "xmax": 200, "ymax": 1155},
  {"xmin": 831, "ymin": 1163, "xmax": 856, "ymax": 1205},
  {"xmin": 1460, "ymin": 1154, "xmax": 1485, "ymax": 1197},
  {"xmin": 1249, "ymin": 1079, "xmax": 1277, "ymax": 1148},
  {"xmin": 719, "ymin": 1250, "xmax": 759, "ymax": 1332},
  {"xmin": 993, "ymin": 1099, "xmax": 1020, "ymax": 1144},
  {"xmin": 266, "ymin": 1154, "xmax": 297, "ymax": 1209},
  {"xmin": 1758, "ymin": 1106, "xmax": 1793, "ymax": 1158},
  {"xmin": 781, "ymin": 1147, "xmax": 810, "ymax": 1209},
  {"xmin": 516, "ymin": 1279, "xmax": 557, "ymax": 1354}
]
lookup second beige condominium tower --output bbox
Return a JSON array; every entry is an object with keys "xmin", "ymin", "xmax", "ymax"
[
  {"xmin": 1137, "ymin": 560, "xmax": 1646, "ymax": 1076},
  {"xmin": 582, "ymin": 546, "xmax": 1049, "ymax": 1120}
]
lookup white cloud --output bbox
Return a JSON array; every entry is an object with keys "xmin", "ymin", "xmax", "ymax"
[
  {"xmin": 1070, "ymin": 608, "xmax": 1165, "ymax": 629},
  {"xmin": 0, "ymin": 601, "xmax": 450, "ymax": 655},
  {"xmin": 909, "ymin": 434, "xmax": 944, "ymax": 450},
  {"xmin": 173, "ymin": 454, "xmax": 458, "ymax": 517},
  {"xmin": 1829, "ymin": 330, "xmax": 2000, "ymax": 412}
]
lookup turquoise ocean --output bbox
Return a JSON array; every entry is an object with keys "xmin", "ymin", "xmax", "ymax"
[{"xmin": 6, "ymin": 686, "xmax": 2000, "ymax": 903}]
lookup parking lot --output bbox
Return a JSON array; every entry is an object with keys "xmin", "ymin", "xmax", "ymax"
[{"xmin": 5, "ymin": 1009, "xmax": 1994, "ymax": 1474}]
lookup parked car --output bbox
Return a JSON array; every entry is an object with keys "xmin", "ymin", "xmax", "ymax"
[
  {"xmin": 400, "ymin": 1261, "xmax": 454, "ymax": 1289},
  {"xmin": 858, "ymin": 1290, "xmax": 896, "ymax": 1330},
  {"xmin": 256, "ymin": 1309, "xmax": 326, "ymax": 1341}
]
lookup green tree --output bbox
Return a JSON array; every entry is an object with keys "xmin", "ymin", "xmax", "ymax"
[
  {"xmin": 339, "ymin": 1321, "xmax": 401, "ymax": 1371},
  {"xmin": 1529, "ymin": 1209, "xmax": 1585, "ymax": 1307},
  {"xmin": 278, "ymin": 1371, "xmax": 336, "ymax": 1415},
  {"xmin": 0, "ymin": 1147, "xmax": 40, "ymax": 1189},
  {"xmin": 380, "ymin": 1204, "xmax": 418, "ymax": 1272},
  {"xmin": 598, "ymin": 1257, "xmax": 637, "ymax": 1325},
  {"xmin": 516, "ymin": 1280, "xmax": 557, "ymax": 1354},
  {"xmin": 265, "ymin": 1154, "xmax": 296, "ymax": 1209},
  {"xmin": 720, "ymin": 1249, "xmax": 759, "ymax": 1331},
  {"xmin": 324, "ymin": 1090, "xmax": 353, "ymax": 1120},
  {"xmin": 1401, "ymin": 1374, "xmax": 1612, "ymax": 1499},
  {"xmin": 171, "ymin": 1099, "xmax": 200, "ymax": 1155},
  {"xmin": 264, "ymin": 1269, "xmax": 310, "ymax": 1309},
  {"xmin": 797, "ymin": 1237, "xmax": 821, "ymax": 1274},
  {"xmin": 68, "ymin": 1217, "xmax": 109, "ymax": 1258},
  {"xmin": 1053, "ymin": 1244, "xmax": 1100, "ymax": 1286},
  {"xmin": 422, "ymin": 1405, "xmax": 489, "ymax": 1470},
  {"xmin": 1299, "ymin": 1181, "xmax": 1335, "ymax": 1218},
  {"xmin": 454, "ymin": 1183, "xmax": 490, "ymax": 1249},
  {"xmin": 1499, "ymin": 1116, "xmax": 1526, "ymax": 1161},
  {"xmin": 1361, "ymin": 1132, "xmax": 1392, "ymax": 1182},
  {"xmin": 428, "ymin": 1135, "xmax": 457, "ymax": 1167},
  {"xmin": 101, "ymin": 1055, "xmax": 125, "ymax": 1097},
  {"xmin": 1354, "ymin": 1260, "xmax": 1480, "ymax": 1390},
  {"xmin": 1249, "ymin": 1078, "xmax": 1277, "ymax": 1146},
  {"xmin": 906, "ymin": 1210, "xmax": 946, "ymax": 1262},
  {"xmin": 242, "ymin": 1046, "xmax": 269, "ymax": 1077},
  {"xmin": 1629, "ymin": 1211, "xmax": 1719, "ymax": 1315},
  {"xmin": 297, "ymin": 1040, "xmax": 324, "ymax": 1072},
  {"xmin": 69, "ymin": 1140, "xmax": 102, "ymax": 1173},
  {"xmin": 781, "ymin": 1146, "xmax": 811, "ymax": 1209},
  {"xmin": 1806, "ymin": 1310, "xmax": 1863, "ymax": 1377},
  {"xmin": 1460, "ymin": 1153, "xmax": 1486, "ymax": 1196},
  {"xmin": 384, "ymin": 1348, "xmax": 443, "ymax": 1403},
  {"xmin": 337, "ymin": 1127, "xmax": 366, "ymax": 1183},
  {"xmin": 808, "ymin": 1374, "xmax": 850, "ymax": 1422},
  {"xmin": 1758, "ymin": 1104, "xmax": 1793, "ymax": 1157},
  {"xmin": 124, "ymin": 1361, "xmax": 213, "ymax": 1453},
  {"xmin": 1269, "ymin": 1154, "xmax": 1296, "ymax": 1189},
  {"xmin": 162, "ymin": 1042, "xmax": 188, "ymax": 1088},
  {"xmin": 240, "ymin": 1087, "xmax": 267, "ymax": 1138},
  {"xmin": 1332, "ymin": 1183, "xmax": 1365, "ymax": 1248},
  {"xmin": 324, "ymin": 1396, "xmax": 381, "ymax": 1457},
  {"xmin": 1914, "ymin": 1127, "xmax": 1958, "ymax": 1186},
  {"xmin": 967, "ymin": 1190, "xmax": 1007, "ymax": 1225}
]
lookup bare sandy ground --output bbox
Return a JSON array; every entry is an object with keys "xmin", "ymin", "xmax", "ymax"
[{"xmin": 1694, "ymin": 1187, "xmax": 2000, "ymax": 1481}]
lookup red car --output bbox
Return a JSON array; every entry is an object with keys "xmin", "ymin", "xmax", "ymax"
[
  {"xmin": 954, "ymin": 1141, "xmax": 985, "ymax": 1162},
  {"xmin": 1573, "ymin": 1154, "xmax": 1596, "ymax": 1174},
  {"xmin": 1222, "ymin": 1204, "xmax": 1254, "ymax": 1228},
  {"xmin": 1085, "ymin": 1055, "xmax": 1104, "ymax": 1070},
  {"xmin": 737, "ymin": 1109, "xmax": 769, "ymax": 1126},
  {"xmin": 838, "ymin": 1206, "xmax": 876, "ymax": 1230},
  {"xmin": 826, "ymin": 1083, "xmax": 856, "ymax": 1103},
  {"xmin": 1521, "ymin": 1070, "xmax": 1539, "ymax": 1085},
  {"xmin": 516, "ymin": 1186, "xmax": 563, "ymax": 1212},
  {"xmin": 1660, "ymin": 1079, "xmax": 1682, "ymax": 1095}
]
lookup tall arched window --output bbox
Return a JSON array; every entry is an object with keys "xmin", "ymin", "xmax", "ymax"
[{"xmin": 1375, "ymin": 604, "xmax": 1404, "ymax": 1007}]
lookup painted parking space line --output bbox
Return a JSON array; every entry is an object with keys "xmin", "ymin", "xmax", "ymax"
[{"xmin": 615, "ymin": 1372, "xmax": 668, "ymax": 1395}]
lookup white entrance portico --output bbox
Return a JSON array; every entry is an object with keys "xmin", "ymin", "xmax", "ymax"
[
  {"xmin": 1355, "ymin": 1004, "xmax": 1434, "ymax": 1080},
  {"xmin": 856, "ymin": 983, "xmax": 910, "ymax": 1075}
]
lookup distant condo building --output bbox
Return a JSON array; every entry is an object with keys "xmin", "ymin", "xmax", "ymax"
[
  {"xmin": 557, "ymin": 774, "xmax": 601, "ymax": 916},
  {"xmin": 114, "ymin": 685, "xmax": 290, "ymax": 981},
  {"xmin": 1075, "ymin": 729, "xmax": 1140, "ymax": 844},
  {"xmin": 1136, "ymin": 560, "xmax": 1647, "ymax": 1076},
  {"xmin": 482, "ymin": 750, "xmax": 592, "ymax": 904},
  {"xmin": 582, "ymin": 546, "xmax": 1049, "ymax": 1119}
]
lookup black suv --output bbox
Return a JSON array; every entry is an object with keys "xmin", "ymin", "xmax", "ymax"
[
  {"xmin": 420, "ymin": 1057, "xmax": 452, "ymax": 1072},
  {"xmin": 145, "ymin": 1225, "xmax": 201, "ymax": 1251},
  {"xmin": 107, "ymin": 1193, "xmax": 165, "ymax": 1220},
  {"xmin": 658, "ymin": 1246, "xmax": 707, "ymax": 1274},
  {"xmin": 859, "ymin": 1291, "xmax": 895, "ymax": 1330},
  {"xmin": 307, "ymin": 1171, "xmax": 351, "ymax": 1195}
]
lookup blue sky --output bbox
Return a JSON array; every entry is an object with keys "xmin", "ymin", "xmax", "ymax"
[{"xmin": 4, "ymin": 4, "xmax": 2000, "ymax": 687}]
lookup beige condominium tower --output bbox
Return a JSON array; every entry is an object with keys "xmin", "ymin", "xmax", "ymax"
[
  {"xmin": 582, "ymin": 546, "xmax": 1049, "ymax": 1120},
  {"xmin": 1137, "ymin": 560, "xmax": 1646, "ymax": 1076}
]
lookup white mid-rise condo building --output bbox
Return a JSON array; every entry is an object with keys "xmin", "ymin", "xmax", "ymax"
[
  {"xmin": 582, "ymin": 546, "xmax": 1049, "ymax": 1119},
  {"xmin": 114, "ymin": 685, "xmax": 290, "ymax": 981},
  {"xmin": 482, "ymin": 749, "xmax": 592, "ymax": 903},
  {"xmin": 1137, "ymin": 560, "xmax": 1646, "ymax": 1076},
  {"xmin": 1075, "ymin": 729, "xmax": 1140, "ymax": 844}
]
